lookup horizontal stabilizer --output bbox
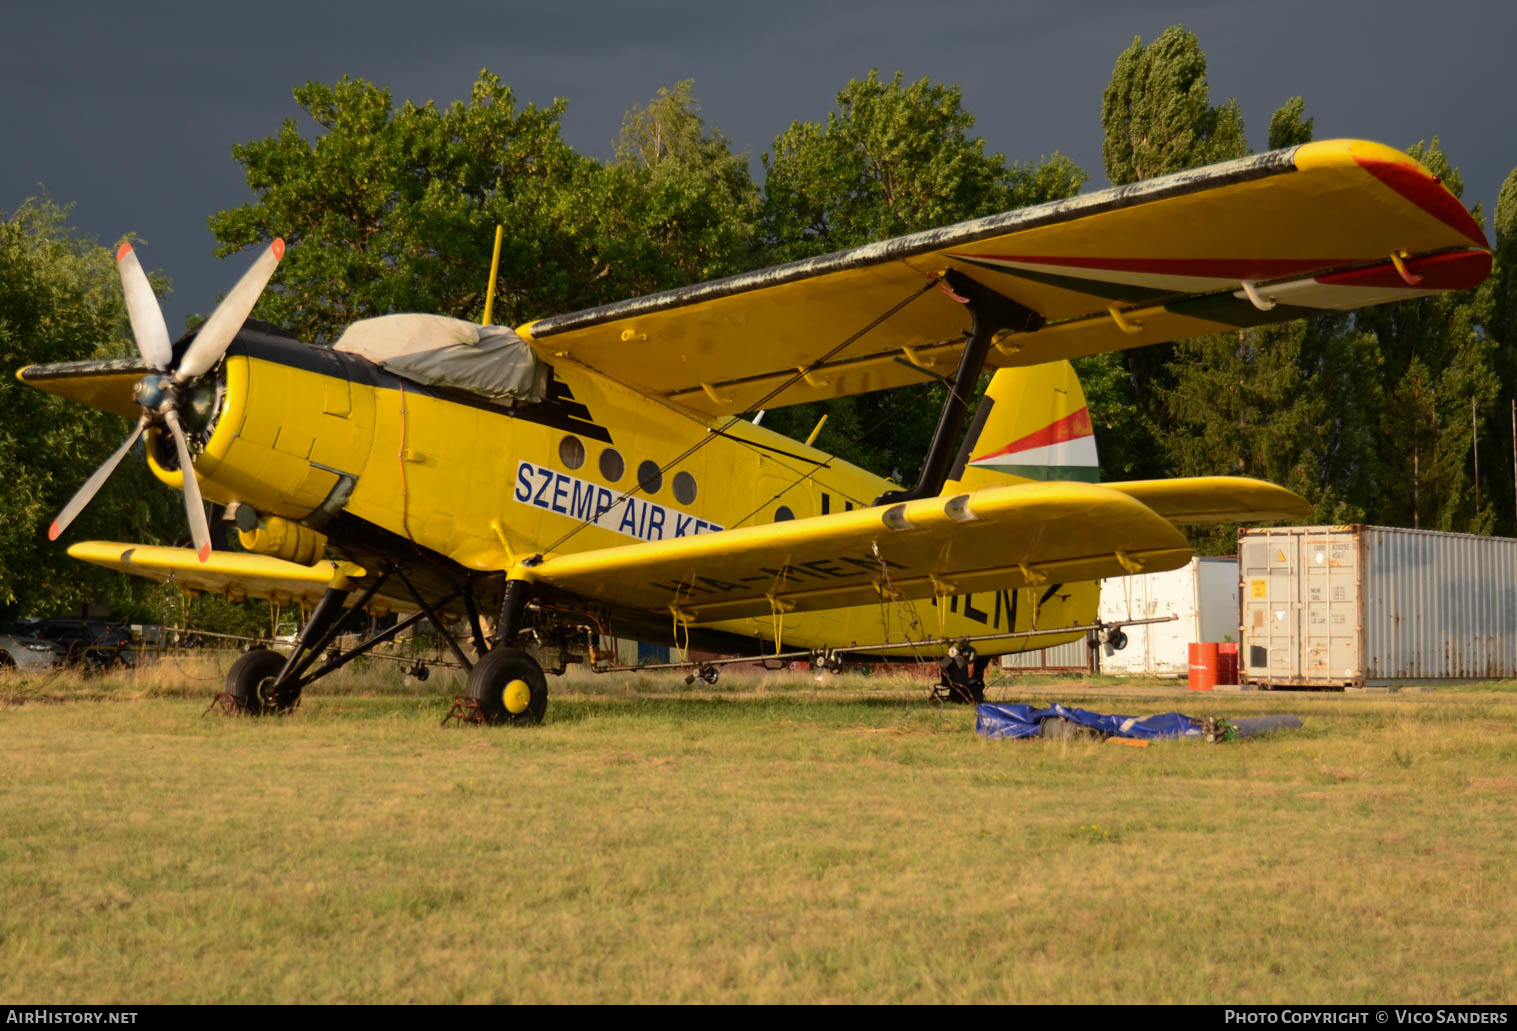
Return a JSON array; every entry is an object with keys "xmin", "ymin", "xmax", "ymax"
[{"xmin": 1103, "ymin": 477, "xmax": 1311, "ymax": 524}]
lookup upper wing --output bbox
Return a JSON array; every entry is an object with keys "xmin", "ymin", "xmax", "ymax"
[
  {"xmin": 522, "ymin": 481, "xmax": 1210, "ymax": 624},
  {"xmin": 67, "ymin": 541, "xmax": 411, "ymax": 613},
  {"xmin": 519, "ymin": 139, "xmax": 1490, "ymax": 417}
]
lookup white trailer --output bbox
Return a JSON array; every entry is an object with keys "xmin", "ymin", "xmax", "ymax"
[{"xmin": 1096, "ymin": 557, "xmax": 1239, "ymax": 676}]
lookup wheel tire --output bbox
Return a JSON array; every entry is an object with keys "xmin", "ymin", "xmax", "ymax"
[
  {"xmin": 225, "ymin": 648, "xmax": 289, "ymax": 716},
  {"xmin": 467, "ymin": 647, "xmax": 548, "ymax": 726}
]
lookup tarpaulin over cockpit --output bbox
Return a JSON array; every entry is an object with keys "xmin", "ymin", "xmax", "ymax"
[{"xmin": 334, "ymin": 313, "xmax": 547, "ymax": 404}]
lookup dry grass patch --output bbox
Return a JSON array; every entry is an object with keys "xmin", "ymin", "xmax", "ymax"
[{"xmin": 0, "ymin": 661, "xmax": 1514, "ymax": 1002}]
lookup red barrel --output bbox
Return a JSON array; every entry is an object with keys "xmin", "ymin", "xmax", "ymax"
[
  {"xmin": 1216, "ymin": 642, "xmax": 1239, "ymax": 685},
  {"xmin": 1188, "ymin": 642, "xmax": 1219, "ymax": 691}
]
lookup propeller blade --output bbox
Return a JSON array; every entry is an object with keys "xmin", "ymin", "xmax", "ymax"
[
  {"xmin": 162, "ymin": 409, "xmax": 213, "ymax": 562},
  {"xmin": 174, "ymin": 238, "xmax": 285, "ymax": 383},
  {"xmin": 49, "ymin": 415, "xmax": 150, "ymax": 541},
  {"xmin": 116, "ymin": 243, "xmax": 173, "ymax": 370}
]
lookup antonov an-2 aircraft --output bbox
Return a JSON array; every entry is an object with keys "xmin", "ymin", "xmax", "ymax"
[{"xmin": 19, "ymin": 139, "xmax": 1492, "ymax": 722}]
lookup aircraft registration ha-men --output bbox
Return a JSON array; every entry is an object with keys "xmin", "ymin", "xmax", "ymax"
[{"xmin": 20, "ymin": 139, "xmax": 1492, "ymax": 721}]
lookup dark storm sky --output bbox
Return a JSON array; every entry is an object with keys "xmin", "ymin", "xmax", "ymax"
[{"xmin": 5, "ymin": 0, "xmax": 1515, "ymax": 334}]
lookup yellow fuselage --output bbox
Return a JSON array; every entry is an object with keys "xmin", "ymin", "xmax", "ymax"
[{"xmin": 161, "ymin": 334, "xmax": 1093, "ymax": 656}]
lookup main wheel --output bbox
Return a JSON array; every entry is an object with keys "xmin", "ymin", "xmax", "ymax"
[
  {"xmin": 225, "ymin": 648, "xmax": 290, "ymax": 716},
  {"xmin": 467, "ymin": 647, "xmax": 548, "ymax": 725}
]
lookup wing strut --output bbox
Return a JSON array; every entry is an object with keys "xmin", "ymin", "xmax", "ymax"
[{"xmin": 875, "ymin": 269, "xmax": 1042, "ymax": 505}]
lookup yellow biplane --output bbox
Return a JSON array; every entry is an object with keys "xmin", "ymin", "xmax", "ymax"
[{"xmin": 19, "ymin": 139, "xmax": 1491, "ymax": 721}]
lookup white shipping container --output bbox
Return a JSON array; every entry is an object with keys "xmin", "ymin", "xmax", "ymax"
[
  {"xmin": 1097, "ymin": 557, "xmax": 1239, "ymax": 675},
  {"xmin": 1239, "ymin": 525, "xmax": 1517, "ymax": 686}
]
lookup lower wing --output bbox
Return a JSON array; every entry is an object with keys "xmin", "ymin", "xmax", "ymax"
[{"xmin": 521, "ymin": 477, "xmax": 1304, "ymax": 625}]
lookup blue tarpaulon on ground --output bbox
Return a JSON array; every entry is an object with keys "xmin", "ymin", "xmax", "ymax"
[{"xmin": 975, "ymin": 702, "xmax": 1204, "ymax": 740}]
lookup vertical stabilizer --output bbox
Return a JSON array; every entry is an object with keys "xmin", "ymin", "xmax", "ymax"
[{"xmin": 942, "ymin": 360, "xmax": 1099, "ymax": 493}]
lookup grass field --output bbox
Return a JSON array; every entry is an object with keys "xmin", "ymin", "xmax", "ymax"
[{"xmin": 2, "ymin": 654, "xmax": 1514, "ymax": 1003}]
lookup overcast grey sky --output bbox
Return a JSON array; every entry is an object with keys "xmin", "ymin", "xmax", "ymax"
[{"xmin": 5, "ymin": 0, "xmax": 1515, "ymax": 333}]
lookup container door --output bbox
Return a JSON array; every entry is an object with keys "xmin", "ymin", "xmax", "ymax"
[{"xmin": 1241, "ymin": 532, "xmax": 1301, "ymax": 680}]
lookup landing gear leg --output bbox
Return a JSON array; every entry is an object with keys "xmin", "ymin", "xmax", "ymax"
[
  {"xmin": 228, "ymin": 583, "xmax": 354, "ymax": 714},
  {"xmin": 935, "ymin": 639, "xmax": 986, "ymax": 704}
]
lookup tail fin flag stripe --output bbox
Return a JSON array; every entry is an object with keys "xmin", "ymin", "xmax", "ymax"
[{"xmin": 972, "ymin": 406, "xmax": 1095, "ymax": 462}]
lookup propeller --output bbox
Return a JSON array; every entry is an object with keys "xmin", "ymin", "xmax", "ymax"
[{"xmin": 48, "ymin": 239, "xmax": 285, "ymax": 562}]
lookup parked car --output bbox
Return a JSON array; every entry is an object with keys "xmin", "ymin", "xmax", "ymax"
[
  {"xmin": 11, "ymin": 619, "xmax": 134, "ymax": 670},
  {"xmin": 0, "ymin": 632, "xmax": 65, "ymax": 671}
]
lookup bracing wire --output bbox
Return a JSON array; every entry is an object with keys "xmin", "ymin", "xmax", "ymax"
[{"xmin": 536, "ymin": 276, "xmax": 943, "ymax": 556}]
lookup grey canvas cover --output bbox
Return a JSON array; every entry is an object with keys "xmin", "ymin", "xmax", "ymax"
[{"xmin": 333, "ymin": 313, "xmax": 547, "ymax": 404}]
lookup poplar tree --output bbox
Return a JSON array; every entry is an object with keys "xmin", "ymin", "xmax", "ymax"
[{"xmin": 1087, "ymin": 26, "xmax": 1249, "ymax": 484}]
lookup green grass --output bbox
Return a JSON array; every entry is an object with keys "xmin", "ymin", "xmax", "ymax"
[{"xmin": 2, "ymin": 656, "xmax": 1514, "ymax": 1003}]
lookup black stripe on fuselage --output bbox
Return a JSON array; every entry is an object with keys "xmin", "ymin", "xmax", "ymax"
[{"xmin": 230, "ymin": 329, "xmax": 614, "ymax": 443}]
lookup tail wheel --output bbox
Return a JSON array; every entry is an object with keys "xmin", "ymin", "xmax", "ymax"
[
  {"xmin": 225, "ymin": 647, "xmax": 290, "ymax": 715},
  {"xmin": 467, "ymin": 647, "xmax": 548, "ymax": 726}
]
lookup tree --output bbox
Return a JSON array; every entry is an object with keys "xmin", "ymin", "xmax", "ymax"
[
  {"xmin": 1267, "ymin": 96, "xmax": 1314, "ymax": 150},
  {"xmin": 1356, "ymin": 139, "xmax": 1499, "ymax": 534},
  {"xmin": 0, "ymin": 198, "xmax": 179, "ymax": 619},
  {"xmin": 1087, "ymin": 26, "xmax": 1250, "ymax": 483},
  {"xmin": 600, "ymin": 80, "xmax": 762, "ymax": 291},
  {"xmin": 1485, "ymin": 167, "xmax": 1517, "ymax": 535},
  {"xmin": 1101, "ymin": 26, "xmax": 1247, "ymax": 186},
  {"xmin": 211, "ymin": 73, "xmax": 768, "ymax": 345},
  {"xmin": 212, "ymin": 72, "xmax": 612, "ymax": 343},
  {"xmin": 759, "ymin": 70, "xmax": 1085, "ymax": 477},
  {"xmin": 763, "ymin": 70, "xmax": 1084, "ymax": 262}
]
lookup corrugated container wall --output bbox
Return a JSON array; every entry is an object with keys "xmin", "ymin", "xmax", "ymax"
[
  {"xmin": 1239, "ymin": 525, "xmax": 1517, "ymax": 686},
  {"xmin": 999, "ymin": 636, "xmax": 1092, "ymax": 672}
]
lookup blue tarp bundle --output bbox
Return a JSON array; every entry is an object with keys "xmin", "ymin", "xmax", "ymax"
[{"xmin": 975, "ymin": 702, "xmax": 1204, "ymax": 741}]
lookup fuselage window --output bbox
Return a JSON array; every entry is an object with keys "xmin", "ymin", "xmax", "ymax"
[
  {"xmin": 672, "ymin": 471, "xmax": 697, "ymax": 505},
  {"xmin": 559, "ymin": 435, "xmax": 585, "ymax": 470},
  {"xmin": 599, "ymin": 448, "xmax": 624, "ymax": 482},
  {"xmin": 637, "ymin": 460, "xmax": 663, "ymax": 494},
  {"xmin": 775, "ymin": 506, "xmax": 795, "ymax": 521}
]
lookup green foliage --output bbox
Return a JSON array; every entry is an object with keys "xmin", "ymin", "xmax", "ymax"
[
  {"xmin": 0, "ymin": 198, "xmax": 179, "ymax": 619},
  {"xmin": 759, "ymin": 70, "xmax": 1085, "ymax": 477},
  {"xmin": 211, "ymin": 73, "xmax": 766, "ymax": 345},
  {"xmin": 601, "ymin": 80, "xmax": 763, "ymax": 289},
  {"xmin": 1101, "ymin": 26, "xmax": 1248, "ymax": 186},
  {"xmin": 1096, "ymin": 26, "xmax": 1249, "ymax": 483},
  {"xmin": 1355, "ymin": 139, "xmax": 1499, "ymax": 533},
  {"xmin": 1487, "ymin": 167, "xmax": 1517, "ymax": 535},
  {"xmin": 763, "ymin": 70, "xmax": 1085, "ymax": 261},
  {"xmin": 1267, "ymin": 97, "xmax": 1315, "ymax": 150}
]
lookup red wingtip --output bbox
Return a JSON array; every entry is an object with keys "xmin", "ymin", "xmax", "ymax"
[
  {"xmin": 48, "ymin": 521, "xmax": 61, "ymax": 541},
  {"xmin": 197, "ymin": 542, "xmax": 212, "ymax": 563},
  {"xmin": 115, "ymin": 241, "xmax": 133, "ymax": 262},
  {"xmin": 271, "ymin": 237, "xmax": 285, "ymax": 261}
]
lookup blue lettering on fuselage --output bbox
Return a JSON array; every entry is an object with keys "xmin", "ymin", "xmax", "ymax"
[{"xmin": 513, "ymin": 460, "xmax": 723, "ymax": 543}]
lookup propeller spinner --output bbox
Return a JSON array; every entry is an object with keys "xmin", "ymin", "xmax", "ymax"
[{"xmin": 48, "ymin": 239, "xmax": 285, "ymax": 562}]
